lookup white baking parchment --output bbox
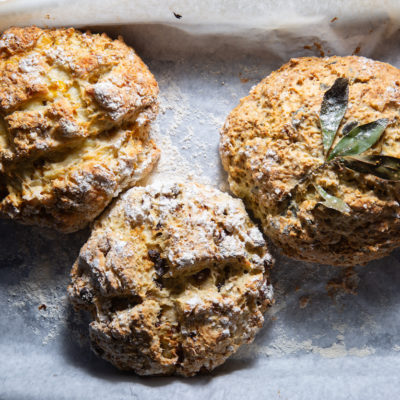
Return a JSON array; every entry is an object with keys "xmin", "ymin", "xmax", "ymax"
[{"xmin": 1, "ymin": 1, "xmax": 400, "ymax": 399}]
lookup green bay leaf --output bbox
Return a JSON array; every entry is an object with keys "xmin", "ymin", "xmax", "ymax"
[
  {"xmin": 341, "ymin": 155, "xmax": 400, "ymax": 180},
  {"xmin": 327, "ymin": 118, "xmax": 389, "ymax": 161},
  {"xmin": 314, "ymin": 184, "xmax": 351, "ymax": 213},
  {"xmin": 319, "ymin": 77, "xmax": 349, "ymax": 154}
]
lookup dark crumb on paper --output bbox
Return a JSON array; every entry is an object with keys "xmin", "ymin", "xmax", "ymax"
[
  {"xmin": 173, "ymin": 12, "xmax": 182, "ymax": 19},
  {"xmin": 239, "ymin": 73, "xmax": 249, "ymax": 83},
  {"xmin": 326, "ymin": 267, "xmax": 359, "ymax": 299},
  {"xmin": 45, "ymin": 14, "xmax": 51, "ymax": 20},
  {"xmin": 353, "ymin": 45, "xmax": 361, "ymax": 55},
  {"xmin": 330, "ymin": 17, "xmax": 338, "ymax": 23},
  {"xmin": 38, "ymin": 304, "xmax": 47, "ymax": 311},
  {"xmin": 304, "ymin": 42, "xmax": 325, "ymax": 57},
  {"xmin": 299, "ymin": 295, "xmax": 310, "ymax": 309},
  {"xmin": 313, "ymin": 42, "xmax": 325, "ymax": 57}
]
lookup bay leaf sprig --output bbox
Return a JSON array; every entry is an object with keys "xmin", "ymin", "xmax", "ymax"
[
  {"xmin": 281, "ymin": 78, "xmax": 399, "ymax": 215},
  {"xmin": 312, "ymin": 78, "xmax": 398, "ymax": 213}
]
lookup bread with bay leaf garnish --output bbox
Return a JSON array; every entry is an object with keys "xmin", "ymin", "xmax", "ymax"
[{"xmin": 220, "ymin": 56, "xmax": 400, "ymax": 266}]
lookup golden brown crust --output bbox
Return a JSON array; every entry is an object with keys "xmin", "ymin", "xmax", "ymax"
[
  {"xmin": 220, "ymin": 56, "xmax": 400, "ymax": 266},
  {"xmin": 0, "ymin": 26, "xmax": 42, "ymax": 56},
  {"xmin": 0, "ymin": 26, "xmax": 159, "ymax": 232},
  {"xmin": 68, "ymin": 182, "xmax": 274, "ymax": 376}
]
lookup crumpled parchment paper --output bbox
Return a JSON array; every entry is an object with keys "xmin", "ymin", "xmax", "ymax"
[{"xmin": 1, "ymin": 1, "xmax": 400, "ymax": 399}]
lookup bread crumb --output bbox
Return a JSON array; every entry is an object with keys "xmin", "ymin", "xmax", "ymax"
[{"xmin": 299, "ymin": 296, "xmax": 310, "ymax": 309}]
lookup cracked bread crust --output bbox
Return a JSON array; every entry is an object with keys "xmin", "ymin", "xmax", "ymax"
[
  {"xmin": 0, "ymin": 26, "xmax": 159, "ymax": 232},
  {"xmin": 68, "ymin": 182, "xmax": 274, "ymax": 376},
  {"xmin": 220, "ymin": 56, "xmax": 400, "ymax": 266}
]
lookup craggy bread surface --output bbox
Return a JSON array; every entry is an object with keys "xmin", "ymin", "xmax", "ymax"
[
  {"xmin": 220, "ymin": 56, "xmax": 400, "ymax": 266},
  {"xmin": 0, "ymin": 26, "xmax": 159, "ymax": 232},
  {"xmin": 68, "ymin": 182, "xmax": 274, "ymax": 376}
]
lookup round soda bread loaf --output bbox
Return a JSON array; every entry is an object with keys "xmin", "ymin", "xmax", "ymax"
[
  {"xmin": 68, "ymin": 182, "xmax": 274, "ymax": 376},
  {"xmin": 220, "ymin": 56, "xmax": 400, "ymax": 266},
  {"xmin": 0, "ymin": 26, "xmax": 159, "ymax": 232}
]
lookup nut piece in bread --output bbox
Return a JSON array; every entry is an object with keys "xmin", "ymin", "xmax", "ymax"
[
  {"xmin": 220, "ymin": 56, "xmax": 400, "ymax": 266},
  {"xmin": 68, "ymin": 182, "xmax": 274, "ymax": 376},
  {"xmin": 0, "ymin": 26, "xmax": 159, "ymax": 232}
]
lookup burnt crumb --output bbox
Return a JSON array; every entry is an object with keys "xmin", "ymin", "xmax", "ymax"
[
  {"xmin": 216, "ymin": 281, "xmax": 224, "ymax": 292},
  {"xmin": 353, "ymin": 45, "xmax": 361, "ymax": 55},
  {"xmin": 176, "ymin": 344, "xmax": 185, "ymax": 363},
  {"xmin": 299, "ymin": 295, "xmax": 310, "ymax": 309},
  {"xmin": 155, "ymin": 221, "xmax": 162, "ymax": 230},
  {"xmin": 154, "ymin": 277, "xmax": 164, "ymax": 289},
  {"xmin": 38, "ymin": 304, "xmax": 47, "ymax": 311},
  {"xmin": 79, "ymin": 287, "xmax": 94, "ymax": 304},
  {"xmin": 173, "ymin": 12, "xmax": 182, "ymax": 19},
  {"xmin": 330, "ymin": 17, "xmax": 338, "ymax": 23},
  {"xmin": 303, "ymin": 42, "xmax": 325, "ymax": 57},
  {"xmin": 188, "ymin": 331, "xmax": 197, "ymax": 338},
  {"xmin": 313, "ymin": 42, "xmax": 325, "ymax": 57},
  {"xmin": 148, "ymin": 249, "xmax": 169, "ymax": 277},
  {"xmin": 239, "ymin": 73, "xmax": 249, "ymax": 83}
]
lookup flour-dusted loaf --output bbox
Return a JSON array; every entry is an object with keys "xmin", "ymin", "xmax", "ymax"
[
  {"xmin": 221, "ymin": 56, "xmax": 400, "ymax": 266},
  {"xmin": 0, "ymin": 26, "xmax": 159, "ymax": 232},
  {"xmin": 68, "ymin": 182, "xmax": 274, "ymax": 376}
]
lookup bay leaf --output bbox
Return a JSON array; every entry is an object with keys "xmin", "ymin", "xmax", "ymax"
[
  {"xmin": 319, "ymin": 77, "xmax": 349, "ymax": 154},
  {"xmin": 341, "ymin": 155, "xmax": 400, "ymax": 180},
  {"xmin": 327, "ymin": 118, "xmax": 388, "ymax": 161},
  {"xmin": 314, "ymin": 184, "xmax": 351, "ymax": 213}
]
